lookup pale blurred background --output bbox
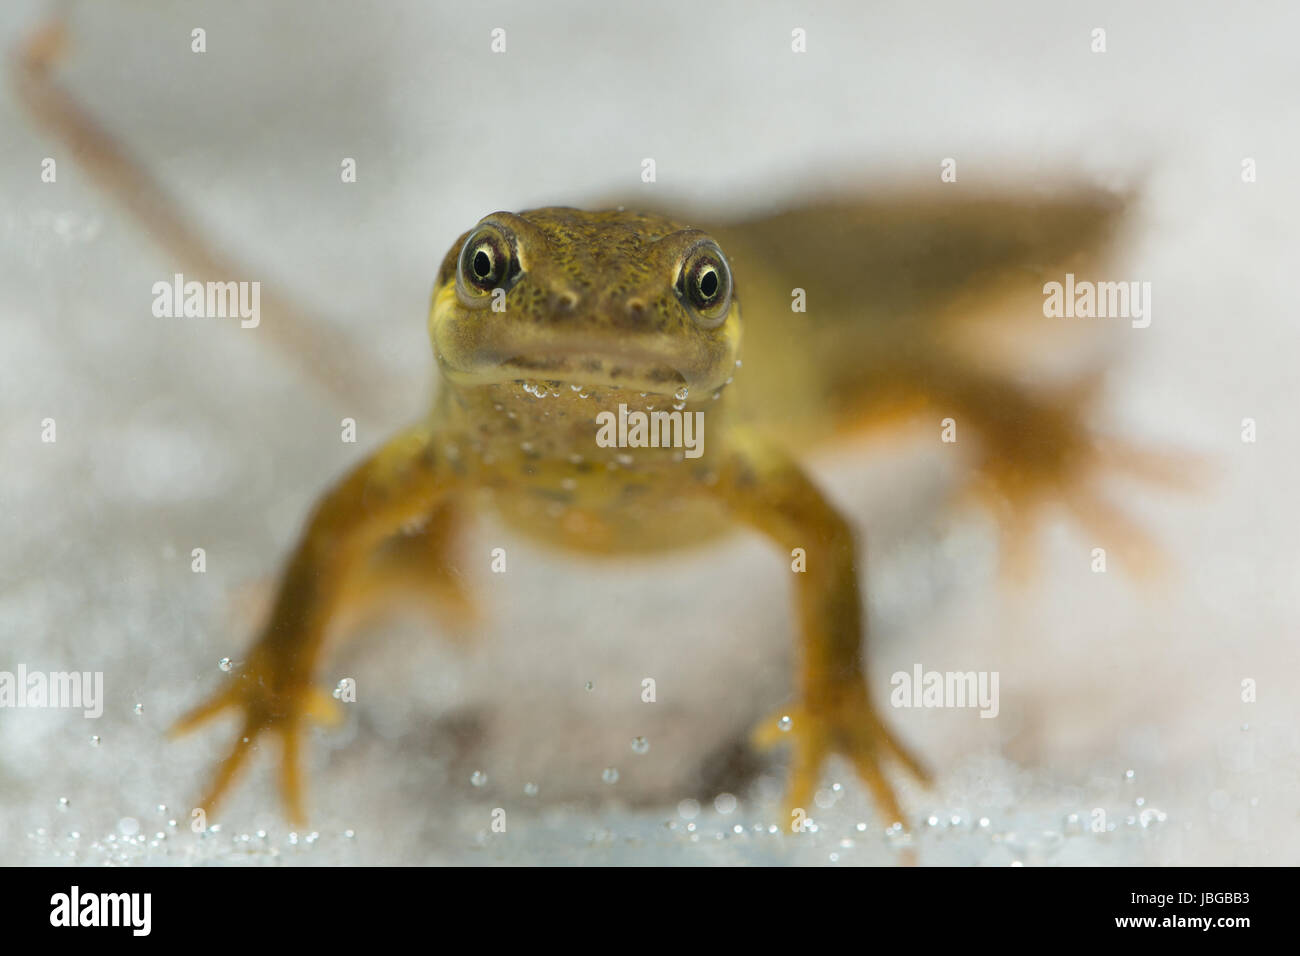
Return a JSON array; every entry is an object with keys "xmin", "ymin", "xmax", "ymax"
[{"xmin": 1, "ymin": 0, "xmax": 1297, "ymax": 864}]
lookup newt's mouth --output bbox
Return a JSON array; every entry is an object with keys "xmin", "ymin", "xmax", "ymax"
[
  {"xmin": 439, "ymin": 333, "xmax": 715, "ymax": 396},
  {"xmin": 498, "ymin": 353, "xmax": 687, "ymax": 390}
]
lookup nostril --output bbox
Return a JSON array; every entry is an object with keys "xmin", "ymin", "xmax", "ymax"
[
  {"xmin": 625, "ymin": 298, "xmax": 646, "ymax": 319},
  {"xmin": 554, "ymin": 291, "xmax": 579, "ymax": 313}
]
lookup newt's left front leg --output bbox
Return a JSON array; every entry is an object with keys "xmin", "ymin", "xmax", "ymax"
[{"xmin": 709, "ymin": 429, "xmax": 929, "ymax": 831}]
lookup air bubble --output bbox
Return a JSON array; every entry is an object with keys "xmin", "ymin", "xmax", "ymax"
[
  {"xmin": 631, "ymin": 736, "xmax": 649, "ymax": 754},
  {"xmin": 778, "ymin": 715, "xmax": 792, "ymax": 732},
  {"xmin": 885, "ymin": 822, "xmax": 913, "ymax": 848},
  {"xmin": 470, "ymin": 770, "xmax": 488, "ymax": 788},
  {"xmin": 1139, "ymin": 808, "xmax": 1166, "ymax": 827},
  {"xmin": 218, "ymin": 657, "xmax": 233, "ymax": 672},
  {"xmin": 602, "ymin": 768, "xmax": 619, "ymax": 784}
]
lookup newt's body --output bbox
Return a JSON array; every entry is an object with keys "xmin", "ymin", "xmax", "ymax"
[{"xmin": 171, "ymin": 193, "xmax": 1178, "ymax": 829}]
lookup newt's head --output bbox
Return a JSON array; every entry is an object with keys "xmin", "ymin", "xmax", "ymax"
[{"xmin": 429, "ymin": 207, "xmax": 741, "ymax": 397}]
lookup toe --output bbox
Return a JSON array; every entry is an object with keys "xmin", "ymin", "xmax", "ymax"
[
  {"xmin": 169, "ymin": 686, "xmax": 237, "ymax": 738},
  {"xmin": 782, "ymin": 730, "xmax": 826, "ymax": 826},
  {"xmin": 751, "ymin": 704, "xmax": 800, "ymax": 750},
  {"xmin": 877, "ymin": 724, "xmax": 932, "ymax": 787},
  {"xmin": 196, "ymin": 713, "xmax": 261, "ymax": 817},
  {"xmin": 303, "ymin": 686, "xmax": 344, "ymax": 728},
  {"xmin": 847, "ymin": 746, "xmax": 907, "ymax": 830},
  {"xmin": 1063, "ymin": 486, "xmax": 1167, "ymax": 582},
  {"xmin": 279, "ymin": 724, "xmax": 307, "ymax": 825}
]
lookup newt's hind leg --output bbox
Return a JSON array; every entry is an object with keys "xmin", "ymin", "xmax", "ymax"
[
  {"xmin": 12, "ymin": 14, "xmax": 387, "ymax": 417},
  {"xmin": 930, "ymin": 360, "xmax": 1204, "ymax": 582}
]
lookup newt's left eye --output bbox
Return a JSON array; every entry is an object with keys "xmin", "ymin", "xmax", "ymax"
[{"xmin": 675, "ymin": 240, "xmax": 732, "ymax": 327}]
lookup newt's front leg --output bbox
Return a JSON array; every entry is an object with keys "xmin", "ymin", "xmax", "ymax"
[
  {"xmin": 712, "ymin": 429, "xmax": 929, "ymax": 830},
  {"xmin": 171, "ymin": 424, "xmax": 456, "ymax": 823}
]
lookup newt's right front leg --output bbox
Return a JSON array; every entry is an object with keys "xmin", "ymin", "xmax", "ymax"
[
  {"xmin": 710, "ymin": 429, "xmax": 930, "ymax": 831},
  {"xmin": 171, "ymin": 424, "xmax": 456, "ymax": 823}
]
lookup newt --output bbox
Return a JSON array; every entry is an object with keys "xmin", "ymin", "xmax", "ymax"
[
  {"xmin": 13, "ymin": 17, "xmax": 1182, "ymax": 830},
  {"xmin": 169, "ymin": 196, "xmax": 1177, "ymax": 828}
]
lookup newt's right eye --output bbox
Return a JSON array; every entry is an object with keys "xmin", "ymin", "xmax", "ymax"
[{"xmin": 456, "ymin": 224, "xmax": 518, "ymax": 305}]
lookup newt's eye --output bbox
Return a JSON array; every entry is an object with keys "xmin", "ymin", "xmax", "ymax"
[
  {"xmin": 675, "ymin": 240, "xmax": 732, "ymax": 327},
  {"xmin": 456, "ymin": 224, "xmax": 517, "ymax": 305}
]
